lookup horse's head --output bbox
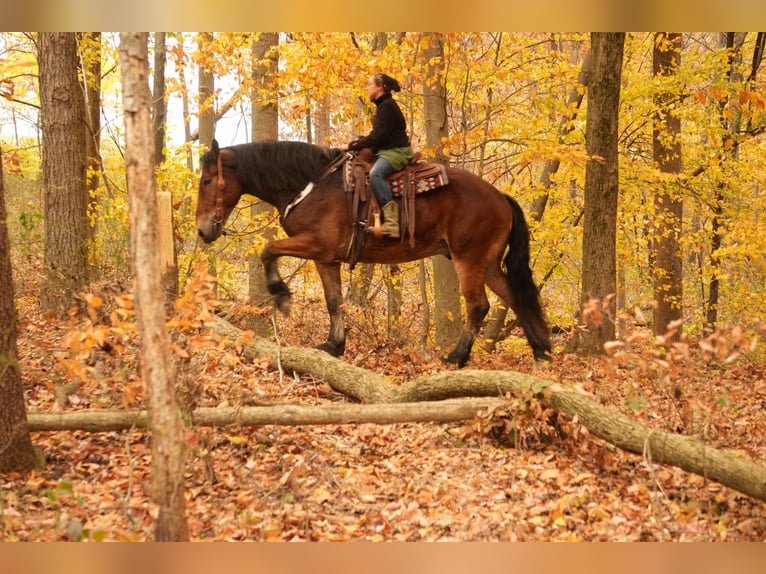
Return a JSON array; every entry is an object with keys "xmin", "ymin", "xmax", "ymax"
[{"xmin": 196, "ymin": 139, "xmax": 241, "ymax": 243}]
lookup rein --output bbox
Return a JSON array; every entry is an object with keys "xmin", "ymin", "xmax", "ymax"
[{"xmin": 213, "ymin": 153, "xmax": 225, "ymax": 224}]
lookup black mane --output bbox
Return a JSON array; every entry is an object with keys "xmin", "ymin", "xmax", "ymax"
[{"xmin": 204, "ymin": 141, "xmax": 344, "ymax": 193}]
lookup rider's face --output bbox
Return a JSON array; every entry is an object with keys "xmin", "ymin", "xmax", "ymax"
[{"xmin": 366, "ymin": 76, "xmax": 384, "ymax": 101}]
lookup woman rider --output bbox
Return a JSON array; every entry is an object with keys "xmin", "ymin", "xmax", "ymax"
[{"xmin": 342, "ymin": 73, "xmax": 413, "ymax": 238}]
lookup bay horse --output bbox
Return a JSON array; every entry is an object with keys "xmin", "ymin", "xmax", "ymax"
[{"xmin": 196, "ymin": 139, "xmax": 551, "ymax": 367}]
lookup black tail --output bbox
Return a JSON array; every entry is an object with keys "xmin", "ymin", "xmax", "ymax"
[{"xmin": 504, "ymin": 195, "xmax": 552, "ymax": 360}]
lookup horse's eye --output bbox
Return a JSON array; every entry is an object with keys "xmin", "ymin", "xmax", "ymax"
[{"xmin": 202, "ymin": 178, "xmax": 212, "ymax": 186}]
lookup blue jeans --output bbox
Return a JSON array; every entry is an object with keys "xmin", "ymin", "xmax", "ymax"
[{"xmin": 369, "ymin": 156, "xmax": 395, "ymax": 206}]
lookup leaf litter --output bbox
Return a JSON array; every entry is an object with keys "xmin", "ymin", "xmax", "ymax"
[{"xmin": 3, "ymin": 279, "xmax": 766, "ymax": 542}]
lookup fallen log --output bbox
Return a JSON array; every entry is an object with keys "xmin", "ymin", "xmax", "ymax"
[
  {"xmin": 26, "ymin": 398, "xmax": 506, "ymax": 432},
  {"xmin": 209, "ymin": 315, "xmax": 766, "ymax": 502},
  {"xmin": 25, "ymin": 316, "xmax": 766, "ymax": 503}
]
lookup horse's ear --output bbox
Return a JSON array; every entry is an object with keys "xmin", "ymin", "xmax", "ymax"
[{"xmin": 211, "ymin": 139, "xmax": 220, "ymax": 157}]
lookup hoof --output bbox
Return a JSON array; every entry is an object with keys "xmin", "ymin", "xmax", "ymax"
[
  {"xmin": 275, "ymin": 295, "xmax": 292, "ymax": 315},
  {"xmin": 268, "ymin": 282, "xmax": 292, "ymax": 314},
  {"xmin": 316, "ymin": 340, "xmax": 345, "ymax": 357},
  {"xmin": 533, "ymin": 349, "xmax": 553, "ymax": 362},
  {"xmin": 442, "ymin": 350, "xmax": 469, "ymax": 369}
]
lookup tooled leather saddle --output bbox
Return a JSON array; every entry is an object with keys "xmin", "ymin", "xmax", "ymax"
[{"xmin": 343, "ymin": 148, "xmax": 449, "ymax": 267}]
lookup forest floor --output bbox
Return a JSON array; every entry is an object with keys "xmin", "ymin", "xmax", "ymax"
[{"xmin": 2, "ymin": 272, "xmax": 766, "ymax": 542}]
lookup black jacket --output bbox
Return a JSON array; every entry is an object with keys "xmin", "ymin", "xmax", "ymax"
[{"xmin": 348, "ymin": 93, "xmax": 410, "ymax": 152}]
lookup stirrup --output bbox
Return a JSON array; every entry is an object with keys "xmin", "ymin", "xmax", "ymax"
[{"xmin": 371, "ymin": 210, "xmax": 383, "ymax": 238}]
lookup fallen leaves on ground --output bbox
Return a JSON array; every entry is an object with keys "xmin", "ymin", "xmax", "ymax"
[{"xmin": 3, "ymin": 283, "xmax": 766, "ymax": 542}]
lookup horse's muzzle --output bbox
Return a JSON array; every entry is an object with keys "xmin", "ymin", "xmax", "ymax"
[{"xmin": 197, "ymin": 220, "xmax": 222, "ymax": 244}]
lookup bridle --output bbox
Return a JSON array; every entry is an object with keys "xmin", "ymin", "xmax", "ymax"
[{"xmin": 212, "ymin": 153, "xmax": 225, "ymax": 224}]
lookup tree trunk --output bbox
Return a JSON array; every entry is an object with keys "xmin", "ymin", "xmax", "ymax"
[
  {"xmin": 422, "ymin": 32, "xmax": 462, "ymax": 351},
  {"xmin": 151, "ymin": 33, "xmax": 177, "ymax": 301},
  {"xmin": 347, "ymin": 34, "xmax": 390, "ymax": 312},
  {"xmin": 38, "ymin": 33, "xmax": 89, "ymax": 317},
  {"xmin": 347, "ymin": 264, "xmax": 375, "ymax": 308},
  {"xmin": 80, "ymin": 32, "xmax": 101, "ymax": 262},
  {"xmin": 651, "ymin": 33, "xmax": 683, "ymax": 339},
  {"xmin": 573, "ymin": 33, "xmax": 625, "ymax": 354},
  {"xmin": 152, "ymin": 32, "xmax": 167, "ymax": 167},
  {"xmin": 248, "ymin": 32, "xmax": 279, "ymax": 335},
  {"xmin": 119, "ymin": 32, "xmax": 189, "ymax": 543},
  {"xmin": 0, "ymin": 145, "xmax": 38, "ymax": 474},
  {"xmin": 197, "ymin": 33, "xmax": 218, "ymax": 295},
  {"xmin": 197, "ymin": 33, "xmax": 215, "ymax": 150},
  {"xmin": 706, "ymin": 33, "xmax": 744, "ymax": 330},
  {"xmin": 29, "ymin": 316, "xmax": 766, "ymax": 503},
  {"xmin": 176, "ymin": 35, "xmax": 194, "ymax": 171}
]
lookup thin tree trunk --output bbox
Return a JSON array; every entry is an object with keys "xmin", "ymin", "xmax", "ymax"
[
  {"xmin": 152, "ymin": 32, "xmax": 167, "ymax": 167},
  {"xmin": 197, "ymin": 33, "xmax": 215, "ymax": 150},
  {"xmin": 27, "ymin": 399, "xmax": 508, "ymax": 431},
  {"xmin": 120, "ymin": 32, "xmax": 189, "ymax": 542},
  {"xmin": 422, "ymin": 32, "xmax": 462, "ymax": 351},
  {"xmin": 348, "ymin": 33, "xmax": 389, "ymax": 311},
  {"xmin": 248, "ymin": 32, "xmax": 279, "ymax": 335},
  {"xmin": 177, "ymin": 42, "xmax": 194, "ymax": 171},
  {"xmin": 197, "ymin": 33, "xmax": 218, "ymax": 295},
  {"xmin": 706, "ymin": 33, "xmax": 744, "ymax": 330},
  {"xmin": 151, "ymin": 32, "xmax": 177, "ymax": 301},
  {"xmin": 80, "ymin": 32, "xmax": 101, "ymax": 263},
  {"xmin": 651, "ymin": 32, "xmax": 683, "ymax": 339}
]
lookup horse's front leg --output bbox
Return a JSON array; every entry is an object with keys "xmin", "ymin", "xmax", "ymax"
[
  {"xmin": 314, "ymin": 261, "xmax": 346, "ymax": 357},
  {"xmin": 261, "ymin": 242, "xmax": 293, "ymax": 315}
]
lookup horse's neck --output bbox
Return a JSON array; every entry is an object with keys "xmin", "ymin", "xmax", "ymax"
[{"xmin": 235, "ymin": 141, "xmax": 341, "ymax": 213}]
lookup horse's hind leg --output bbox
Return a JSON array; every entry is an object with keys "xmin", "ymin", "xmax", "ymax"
[
  {"xmin": 314, "ymin": 261, "xmax": 346, "ymax": 357},
  {"xmin": 444, "ymin": 259, "xmax": 490, "ymax": 368}
]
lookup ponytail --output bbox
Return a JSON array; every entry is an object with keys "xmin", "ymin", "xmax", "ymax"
[{"xmin": 374, "ymin": 73, "xmax": 402, "ymax": 93}]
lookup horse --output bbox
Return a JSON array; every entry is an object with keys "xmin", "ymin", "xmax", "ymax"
[{"xmin": 196, "ymin": 139, "xmax": 551, "ymax": 368}]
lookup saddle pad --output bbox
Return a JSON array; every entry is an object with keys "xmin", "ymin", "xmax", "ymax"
[{"xmin": 390, "ymin": 163, "xmax": 449, "ymax": 195}]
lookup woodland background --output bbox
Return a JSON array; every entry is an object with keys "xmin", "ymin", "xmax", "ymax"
[{"xmin": 1, "ymin": 32, "xmax": 766, "ymax": 542}]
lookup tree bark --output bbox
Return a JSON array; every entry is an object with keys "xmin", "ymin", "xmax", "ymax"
[
  {"xmin": 248, "ymin": 32, "xmax": 279, "ymax": 335},
  {"xmin": 79, "ymin": 32, "xmax": 101, "ymax": 261},
  {"xmin": 197, "ymin": 33, "xmax": 215, "ymax": 150},
  {"xmin": 27, "ymin": 399, "xmax": 508, "ymax": 431},
  {"xmin": 152, "ymin": 32, "xmax": 167, "ymax": 167},
  {"xmin": 119, "ymin": 32, "xmax": 189, "ymax": 542},
  {"xmin": 706, "ymin": 33, "xmax": 744, "ymax": 330},
  {"xmin": 651, "ymin": 33, "xmax": 683, "ymax": 338},
  {"xmin": 38, "ymin": 33, "xmax": 89, "ymax": 317},
  {"xmin": 197, "ymin": 32, "xmax": 218, "ymax": 294},
  {"xmin": 422, "ymin": 32, "xmax": 462, "ymax": 351},
  {"xmin": 28, "ymin": 315, "xmax": 766, "ymax": 503},
  {"xmin": 0, "ymin": 145, "xmax": 38, "ymax": 473},
  {"xmin": 151, "ymin": 33, "xmax": 178, "ymax": 301},
  {"xmin": 572, "ymin": 33, "xmax": 625, "ymax": 354}
]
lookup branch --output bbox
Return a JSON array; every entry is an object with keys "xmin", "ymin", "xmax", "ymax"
[
  {"xmin": 27, "ymin": 398, "xmax": 508, "ymax": 432},
  {"xmin": 187, "ymin": 86, "xmax": 246, "ymax": 144}
]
